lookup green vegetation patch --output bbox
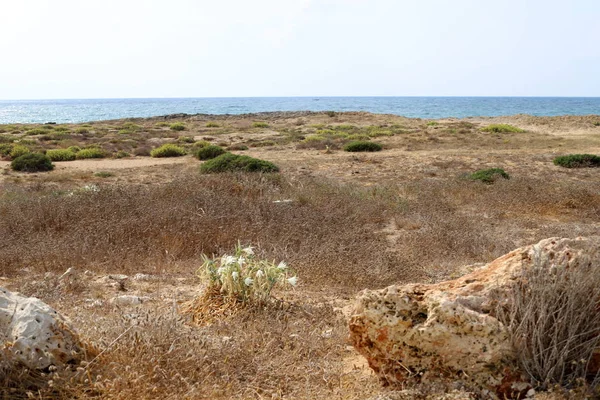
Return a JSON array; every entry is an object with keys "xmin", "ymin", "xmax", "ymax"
[
  {"xmin": 46, "ymin": 149, "xmax": 77, "ymax": 161},
  {"xmin": 200, "ymin": 153, "xmax": 279, "ymax": 173},
  {"xmin": 10, "ymin": 145, "xmax": 30, "ymax": 159},
  {"xmin": 206, "ymin": 122, "xmax": 220, "ymax": 128},
  {"xmin": 76, "ymin": 148, "xmax": 107, "ymax": 159},
  {"xmin": 25, "ymin": 128, "xmax": 49, "ymax": 136},
  {"xmin": 553, "ymin": 154, "xmax": 600, "ymax": 168},
  {"xmin": 169, "ymin": 122, "xmax": 186, "ymax": 131},
  {"xmin": 94, "ymin": 171, "xmax": 115, "ymax": 178},
  {"xmin": 343, "ymin": 141, "xmax": 382, "ymax": 152},
  {"xmin": 480, "ymin": 124, "xmax": 524, "ymax": 133},
  {"xmin": 11, "ymin": 153, "xmax": 54, "ymax": 172},
  {"xmin": 252, "ymin": 122, "xmax": 269, "ymax": 128},
  {"xmin": 150, "ymin": 143, "xmax": 186, "ymax": 158},
  {"xmin": 195, "ymin": 145, "xmax": 226, "ymax": 160},
  {"xmin": 469, "ymin": 168, "xmax": 510, "ymax": 184}
]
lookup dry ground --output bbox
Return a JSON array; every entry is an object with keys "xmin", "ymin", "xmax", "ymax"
[{"xmin": 0, "ymin": 112, "xmax": 599, "ymax": 399}]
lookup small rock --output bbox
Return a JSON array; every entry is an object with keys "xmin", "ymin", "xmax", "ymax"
[
  {"xmin": 108, "ymin": 274, "xmax": 128, "ymax": 282},
  {"xmin": 109, "ymin": 295, "xmax": 151, "ymax": 306},
  {"xmin": 132, "ymin": 273, "xmax": 154, "ymax": 281}
]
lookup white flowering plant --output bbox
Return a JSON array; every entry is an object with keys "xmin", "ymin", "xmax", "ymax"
[{"xmin": 198, "ymin": 243, "xmax": 297, "ymax": 304}]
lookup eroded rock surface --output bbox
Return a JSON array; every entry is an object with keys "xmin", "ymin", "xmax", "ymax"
[
  {"xmin": 349, "ymin": 237, "xmax": 600, "ymax": 398},
  {"xmin": 0, "ymin": 287, "xmax": 90, "ymax": 369}
]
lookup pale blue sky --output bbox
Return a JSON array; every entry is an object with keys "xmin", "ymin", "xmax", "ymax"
[{"xmin": 1, "ymin": 0, "xmax": 598, "ymax": 99}]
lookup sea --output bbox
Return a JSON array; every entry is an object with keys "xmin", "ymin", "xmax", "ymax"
[{"xmin": 0, "ymin": 97, "xmax": 599, "ymax": 124}]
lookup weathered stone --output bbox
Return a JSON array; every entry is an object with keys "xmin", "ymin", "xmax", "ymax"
[
  {"xmin": 349, "ymin": 237, "xmax": 600, "ymax": 398},
  {"xmin": 0, "ymin": 287, "xmax": 91, "ymax": 369}
]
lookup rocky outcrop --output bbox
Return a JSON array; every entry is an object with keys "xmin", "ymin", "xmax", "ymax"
[
  {"xmin": 349, "ymin": 237, "xmax": 600, "ymax": 399},
  {"xmin": 0, "ymin": 287, "xmax": 91, "ymax": 369}
]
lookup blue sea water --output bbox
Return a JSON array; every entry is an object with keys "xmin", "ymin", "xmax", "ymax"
[{"xmin": 0, "ymin": 97, "xmax": 599, "ymax": 124}]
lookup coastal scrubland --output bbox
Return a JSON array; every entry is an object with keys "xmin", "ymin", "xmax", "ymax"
[{"xmin": 1, "ymin": 112, "xmax": 599, "ymax": 399}]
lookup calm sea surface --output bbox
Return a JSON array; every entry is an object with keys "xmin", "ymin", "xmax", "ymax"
[{"xmin": 0, "ymin": 97, "xmax": 599, "ymax": 124}]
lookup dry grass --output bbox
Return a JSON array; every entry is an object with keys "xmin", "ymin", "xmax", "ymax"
[{"xmin": 495, "ymin": 246, "xmax": 600, "ymax": 395}]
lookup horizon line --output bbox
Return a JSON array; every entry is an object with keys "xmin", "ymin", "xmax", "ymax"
[{"xmin": 2, "ymin": 95, "xmax": 600, "ymax": 102}]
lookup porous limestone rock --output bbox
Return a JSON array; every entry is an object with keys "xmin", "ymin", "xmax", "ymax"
[
  {"xmin": 349, "ymin": 237, "xmax": 600, "ymax": 399},
  {"xmin": 0, "ymin": 287, "xmax": 90, "ymax": 369}
]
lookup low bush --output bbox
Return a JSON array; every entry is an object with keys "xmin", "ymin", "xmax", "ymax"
[
  {"xmin": 343, "ymin": 141, "xmax": 382, "ymax": 152},
  {"xmin": 228, "ymin": 143, "xmax": 249, "ymax": 151},
  {"xmin": 9, "ymin": 145, "xmax": 30, "ymax": 159},
  {"xmin": 150, "ymin": 144, "xmax": 186, "ymax": 158},
  {"xmin": 25, "ymin": 128, "xmax": 48, "ymax": 136},
  {"xmin": 75, "ymin": 127, "xmax": 89, "ymax": 134},
  {"xmin": 593, "ymin": 122, "xmax": 600, "ymax": 127},
  {"xmin": 177, "ymin": 136, "xmax": 195, "ymax": 143},
  {"xmin": 480, "ymin": 124, "xmax": 524, "ymax": 133},
  {"xmin": 251, "ymin": 140, "xmax": 276, "ymax": 148},
  {"xmin": 94, "ymin": 171, "xmax": 114, "ymax": 178},
  {"xmin": 67, "ymin": 146, "xmax": 81, "ymax": 153},
  {"xmin": 200, "ymin": 153, "xmax": 279, "ymax": 173},
  {"xmin": 192, "ymin": 140, "xmax": 211, "ymax": 149},
  {"xmin": 114, "ymin": 150, "xmax": 130, "ymax": 159},
  {"xmin": 325, "ymin": 111, "xmax": 336, "ymax": 117},
  {"xmin": 0, "ymin": 144, "xmax": 13, "ymax": 157},
  {"xmin": 252, "ymin": 122, "xmax": 269, "ymax": 128},
  {"xmin": 169, "ymin": 122, "xmax": 186, "ymax": 131},
  {"xmin": 199, "ymin": 243, "xmax": 297, "ymax": 304},
  {"xmin": 195, "ymin": 145, "xmax": 226, "ymax": 160},
  {"xmin": 76, "ymin": 148, "xmax": 106, "ymax": 159},
  {"xmin": 553, "ymin": 154, "xmax": 600, "ymax": 168},
  {"xmin": 469, "ymin": 168, "xmax": 510, "ymax": 184},
  {"xmin": 495, "ymin": 245, "xmax": 600, "ymax": 392},
  {"xmin": 11, "ymin": 153, "xmax": 54, "ymax": 172},
  {"xmin": 46, "ymin": 149, "xmax": 76, "ymax": 161},
  {"xmin": 206, "ymin": 122, "xmax": 220, "ymax": 128}
]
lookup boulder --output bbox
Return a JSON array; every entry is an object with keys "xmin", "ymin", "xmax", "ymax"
[
  {"xmin": 0, "ymin": 287, "xmax": 91, "ymax": 369},
  {"xmin": 349, "ymin": 237, "xmax": 600, "ymax": 398}
]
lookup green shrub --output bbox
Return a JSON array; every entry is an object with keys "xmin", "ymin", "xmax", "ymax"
[
  {"xmin": 75, "ymin": 127, "xmax": 89, "ymax": 134},
  {"xmin": 469, "ymin": 168, "xmax": 510, "ymax": 184},
  {"xmin": 114, "ymin": 150, "xmax": 130, "ymax": 159},
  {"xmin": 155, "ymin": 122, "xmax": 170, "ymax": 127},
  {"xmin": 325, "ymin": 111, "xmax": 336, "ymax": 117},
  {"xmin": 10, "ymin": 145, "xmax": 30, "ymax": 159},
  {"xmin": 169, "ymin": 122, "xmax": 186, "ymax": 131},
  {"xmin": 593, "ymin": 121, "xmax": 600, "ymax": 127},
  {"xmin": 42, "ymin": 125, "xmax": 55, "ymax": 130},
  {"xmin": 177, "ymin": 136, "xmax": 195, "ymax": 143},
  {"xmin": 228, "ymin": 144, "xmax": 249, "ymax": 151},
  {"xmin": 46, "ymin": 149, "xmax": 76, "ymax": 161},
  {"xmin": 11, "ymin": 153, "xmax": 54, "ymax": 172},
  {"xmin": 192, "ymin": 140, "xmax": 211, "ymax": 147},
  {"xmin": 206, "ymin": 122, "xmax": 220, "ymax": 128},
  {"xmin": 67, "ymin": 146, "xmax": 81, "ymax": 153},
  {"xmin": 553, "ymin": 154, "xmax": 600, "ymax": 168},
  {"xmin": 76, "ymin": 148, "xmax": 106, "ymax": 159},
  {"xmin": 343, "ymin": 141, "xmax": 382, "ymax": 152},
  {"xmin": 347, "ymin": 134, "xmax": 370, "ymax": 141},
  {"xmin": 480, "ymin": 124, "xmax": 524, "ymax": 133},
  {"xmin": 0, "ymin": 144, "xmax": 13, "ymax": 157},
  {"xmin": 25, "ymin": 128, "xmax": 48, "ymax": 136},
  {"xmin": 251, "ymin": 140, "xmax": 276, "ymax": 147},
  {"xmin": 54, "ymin": 126, "xmax": 70, "ymax": 132},
  {"xmin": 252, "ymin": 122, "xmax": 269, "ymax": 128},
  {"xmin": 94, "ymin": 171, "xmax": 114, "ymax": 178},
  {"xmin": 0, "ymin": 135, "xmax": 14, "ymax": 143},
  {"xmin": 195, "ymin": 145, "xmax": 226, "ymax": 160},
  {"xmin": 200, "ymin": 153, "xmax": 279, "ymax": 173},
  {"xmin": 118, "ymin": 129, "xmax": 133, "ymax": 135},
  {"xmin": 150, "ymin": 143, "xmax": 186, "ymax": 158},
  {"xmin": 427, "ymin": 121, "xmax": 439, "ymax": 126}
]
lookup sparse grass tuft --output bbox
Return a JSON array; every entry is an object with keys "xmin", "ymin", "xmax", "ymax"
[
  {"xmin": 228, "ymin": 143, "xmax": 249, "ymax": 151},
  {"xmin": 170, "ymin": 122, "xmax": 186, "ymax": 131},
  {"xmin": 150, "ymin": 143, "xmax": 186, "ymax": 158},
  {"xmin": 25, "ymin": 128, "xmax": 48, "ymax": 136},
  {"xmin": 94, "ymin": 171, "xmax": 114, "ymax": 178},
  {"xmin": 75, "ymin": 127, "xmax": 89, "ymax": 134},
  {"xmin": 343, "ymin": 141, "xmax": 382, "ymax": 152},
  {"xmin": 206, "ymin": 122, "xmax": 220, "ymax": 128},
  {"xmin": 76, "ymin": 148, "xmax": 106, "ymax": 159},
  {"xmin": 553, "ymin": 154, "xmax": 600, "ymax": 168},
  {"xmin": 481, "ymin": 124, "xmax": 524, "ymax": 133},
  {"xmin": 252, "ymin": 122, "xmax": 269, "ymax": 128},
  {"xmin": 177, "ymin": 136, "xmax": 195, "ymax": 143},
  {"xmin": 195, "ymin": 145, "xmax": 226, "ymax": 160},
  {"xmin": 469, "ymin": 168, "xmax": 510, "ymax": 184},
  {"xmin": 325, "ymin": 111, "xmax": 336, "ymax": 117},
  {"xmin": 11, "ymin": 153, "xmax": 54, "ymax": 172},
  {"xmin": 46, "ymin": 149, "xmax": 77, "ymax": 161},
  {"xmin": 200, "ymin": 153, "xmax": 279, "ymax": 173},
  {"xmin": 114, "ymin": 150, "xmax": 130, "ymax": 159}
]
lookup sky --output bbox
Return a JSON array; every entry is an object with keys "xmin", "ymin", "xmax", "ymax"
[{"xmin": 0, "ymin": 0, "xmax": 599, "ymax": 99}]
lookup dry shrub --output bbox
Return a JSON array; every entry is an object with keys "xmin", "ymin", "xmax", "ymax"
[{"xmin": 496, "ymin": 245, "xmax": 600, "ymax": 394}]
